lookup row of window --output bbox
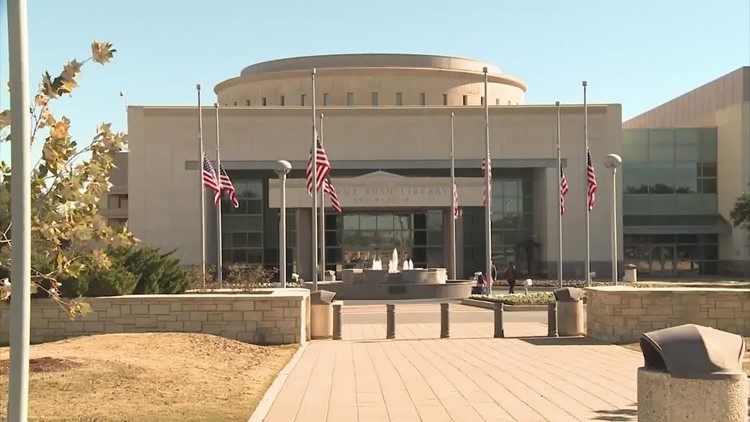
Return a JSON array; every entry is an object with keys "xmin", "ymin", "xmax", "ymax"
[
  {"xmin": 231, "ymin": 93, "xmax": 518, "ymax": 107},
  {"xmin": 107, "ymin": 194, "xmax": 128, "ymax": 210}
]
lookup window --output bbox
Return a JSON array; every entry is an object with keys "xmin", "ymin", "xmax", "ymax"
[
  {"xmin": 233, "ymin": 101, "xmax": 238, "ymax": 106},
  {"xmin": 623, "ymin": 130, "xmax": 648, "ymax": 162},
  {"xmin": 481, "ymin": 97, "xmax": 485, "ymax": 105},
  {"xmin": 371, "ymin": 92, "xmax": 378, "ymax": 106},
  {"xmin": 245, "ymin": 99, "xmax": 251, "ymax": 106},
  {"xmin": 419, "ymin": 93, "xmax": 426, "ymax": 106},
  {"xmin": 496, "ymin": 98, "xmax": 500, "ymax": 105},
  {"xmin": 347, "ymin": 92, "xmax": 354, "ymax": 106},
  {"xmin": 462, "ymin": 95, "xmax": 468, "ymax": 106},
  {"xmin": 301, "ymin": 94, "xmax": 306, "ymax": 106},
  {"xmin": 395, "ymin": 92, "xmax": 402, "ymax": 106},
  {"xmin": 280, "ymin": 95, "xmax": 285, "ymax": 106},
  {"xmin": 262, "ymin": 97, "xmax": 267, "ymax": 106},
  {"xmin": 108, "ymin": 194, "xmax": 128, "ymax": 209},
  {"xmin": 624, "ymin": 128, "xmax": 718, "ymax": 218},
  {"xmin": 221, "ymin": 178, "xmax": 265, "ymax": 266},
  {"xmin": 443, "ymin": 94, "xmax": 448, "ymax": 106},
  {"xmin": 323, "ymin": 93, "xmax": 330, "ymax": 106}
]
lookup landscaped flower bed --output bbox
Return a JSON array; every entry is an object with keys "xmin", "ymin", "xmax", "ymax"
[
  {"xmin": 471, "ymin": 292, "xmax": 557, "ymax": 305},
  {"xmin": 490, "ymin": 279, "xmax": 612, "ymax": 288}
]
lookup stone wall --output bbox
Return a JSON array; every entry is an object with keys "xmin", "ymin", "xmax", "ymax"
[
  {"xmin": 0, "ymin": 289, "xmax": 310, "ymax": 345},
  {"xmin": 586, "ymin": 286, "xmax": 750, "ymax": 343}
]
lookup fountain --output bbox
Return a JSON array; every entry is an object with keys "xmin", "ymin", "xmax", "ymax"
[
  {"xmin": 333, "ymin": 247, "xmax": 470, "ymax": 300},
  {"xmin": 389, "ymin": 248, "xmax": 399, "ymax": 273}
]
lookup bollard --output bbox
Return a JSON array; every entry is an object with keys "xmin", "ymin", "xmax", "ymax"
[
  {"xmin": 386, "ymin": 304, "xmax": 395, "ymax": 339},
  {"xmin": 493, "ymin": 302, "xmax": 505, "ymax": 338},
  {"xmin": 332, "ymin": 302, "xmax": 343, "ymax": 340},
  {"xmin": 547, "ymin": 302, "xmax": 558, "ymax": 337},
  {"xmin": 440, "ymin": 303, "xmax": 450, "ymax": 338}
]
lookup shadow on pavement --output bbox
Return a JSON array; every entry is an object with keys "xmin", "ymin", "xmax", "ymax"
[
  {"xmin": 591, "ymin": 404, "xmax": 638, "ymax": 421},
  {"xmin": 349, "ymin": 336, "xmax": 544, "ymax": 343},
  {"xmin": 520, "ymin": 336, "xmax": 608, "ymax": 346}
]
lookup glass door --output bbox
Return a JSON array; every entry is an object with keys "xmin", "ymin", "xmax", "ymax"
[{"xmin": 649, "ymin": 245, "xmax": 676, "ymax": 275}]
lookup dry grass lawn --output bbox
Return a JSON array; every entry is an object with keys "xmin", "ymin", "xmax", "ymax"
[
  {"xmin": 0, "ymin": 333, "xmax": 297, "ymax": 421},
  {"xmin": 620, "ymin": 341, "xmax": 750, "ymax": 375}
]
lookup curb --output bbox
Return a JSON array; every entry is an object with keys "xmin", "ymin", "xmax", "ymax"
[
  {"xmin": 247, "ymin": 342, "xmax": 308, "ymax": 422},
  {"xmin": 461, "ymin": 298, "xmax": 549, "ymax": 312}
]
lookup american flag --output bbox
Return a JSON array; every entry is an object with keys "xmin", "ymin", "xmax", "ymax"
[
  {"xmin": 202, "ymin": 153, "xmax": 221, "ymax": 204},
  {"xmin": 323, "ymin": 175, "xmax": 342, "ymax": 213},
  {"xmin": 306, "ymin": 131, "xmax": 332, "ymax": 194},
  {"xmin": 452, "ymin": 182, "xmax": 459, "ymax": 219},
  {"xmin": 586, "ymin": 148, "xmax": 597, "ymax": 211},
  {"xmin": 218, "ymin": 163, "xmax": 239, "ymax": 208},
  {"xmin": 481, "ymin": 156, "xmax": 492, "ymax": 207},
  {"xmin": 560, "ymin": 165, "xmax": 569, "ymax": 215}
]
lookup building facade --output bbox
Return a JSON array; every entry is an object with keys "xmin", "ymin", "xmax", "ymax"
[
  {"xmin": 623, "ymin": 67, "xmax": 750, "ymax": 277},
  {"xmin": 124, "ymin": 54, "xmax": 623, "ymax": 280}
]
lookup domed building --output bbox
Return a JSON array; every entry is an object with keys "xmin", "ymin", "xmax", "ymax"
[{"xmin": 122, "ymin": 53, "xmax": 623, "ymax": 280}]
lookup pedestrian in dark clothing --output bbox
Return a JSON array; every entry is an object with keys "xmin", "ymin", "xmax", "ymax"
[{"xmin": 505, "ymin": 261, "xmax": 518, "ymax": 294}]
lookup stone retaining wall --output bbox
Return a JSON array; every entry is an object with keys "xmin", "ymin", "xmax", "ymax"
[
  {"xmin": 0, "ymin": 289, "xmax": 310, "ymax": 345},
  {"xmin": 586, "ymin": 286, "xmax": 750, "ymax": 343}
]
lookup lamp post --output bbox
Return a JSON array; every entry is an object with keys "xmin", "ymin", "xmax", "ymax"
[
  {"xmin": 275, "ymin": 160, "xmax": 292, "ymax": 288},
  {"xmin": 603, "ymin": 154, "xmax": 622, "ymax": 285},
  {"xmin": 7, "ymin": 0, "xmax": 32, "ymax": 419}
]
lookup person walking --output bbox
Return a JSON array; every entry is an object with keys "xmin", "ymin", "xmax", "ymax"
[{"xmin": 505, "ymin": 261, "xmax": 518, "ymax": 294}]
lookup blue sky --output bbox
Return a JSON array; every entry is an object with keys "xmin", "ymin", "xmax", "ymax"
[{"xmin": 0, "ymin": 0, "xmax": 748, "ymax": 162}]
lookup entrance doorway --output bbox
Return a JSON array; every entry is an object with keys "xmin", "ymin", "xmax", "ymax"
[
  {"xmin": 327, "ymin": 211, "xmax": 445, "ymax": 273},
  {"xmin": 341, "ymin": 213, "xmax": 414, "ymax": 269},
  {"xmin": 649, "ymin": 245, "xmax": 676, "ymax": 275}
]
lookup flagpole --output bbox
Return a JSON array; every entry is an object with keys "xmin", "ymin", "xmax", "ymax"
[
  {"xmin": 556, "ymin": 101, "xmax": 563, "ymax": 289},
  {"xmin": 319, "ymin": 112, "xmax": 326, "ymax": 281},
  {"xmin": 583, "ymin": 81, "xmax": 591, "ymax": 286},
  {"xmin": 449, "ymin": 112, "xmax": 457, "ymax": 280},
  {"xmin": 214, "ymin": 103, "xmax": 224, "ymax": 289},
  {"xmin": 311, "ymin": 69, "xmax": 319, "ymax": 291},
  {"xmin": 197, "ymin": 84, "xmax": 206, "ymax": 289},
  {"xmin": 483, "ymin": 67, "xmax": 493, "ymax": 295},
  {"xmin": 7, "ymin": 0, "xmax": 32, "ymax": 417}
]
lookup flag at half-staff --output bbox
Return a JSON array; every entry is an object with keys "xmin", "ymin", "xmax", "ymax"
[
  {"xmin": 560, "ymin": 165, "xmax": 569, "ymax": 215},
  {"xmin": 481, "ymin": 156, "xmax": 492, "ymax": 206},
  {"xmin": 306, "ymin": 130, "xmax": 332, "ymax": 194},
  {"xmin": 202, "ymin": 153, "xmax": 221, "ymax": 205},
  {"xmin": 452, "ymin": 182, "xmax": 459, "ymax": 219},
  {"xmin": 323, "ymin": 175, "xmax": 342, "ymax": 213},
  {"xmin": 586, "ymin": 148, "xmax": 597, "ymax": 211},
  {"xmin": 218, "ymin": 163, "xmax": 239, "ymax": 208}
]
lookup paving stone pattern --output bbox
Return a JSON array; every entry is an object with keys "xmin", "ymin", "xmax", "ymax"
[{"xmin": 264, "ymin": 304, "xmax": 640, "ymax": 421}]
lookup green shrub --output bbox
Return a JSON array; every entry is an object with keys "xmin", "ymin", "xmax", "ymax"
[
  {"xmin": 110, "ymin": 246, "xmax": 192, "ymax": 294},
  {"xmin": 471, "ymin": 291, "xmax": 589, "ymax": 305},
  {"xmin": 83, "ymin": 262, "xmax": 139, "ymax": 297}
]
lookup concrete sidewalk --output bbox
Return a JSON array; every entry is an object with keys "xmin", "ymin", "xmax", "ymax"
[{"xmin": 261, "ymin": 305, "xmax": 640, "ymax": 421}]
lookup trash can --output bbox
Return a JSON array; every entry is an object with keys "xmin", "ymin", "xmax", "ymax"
[
  {"xmin": 623, "ymin": 264, "xmax": 638, "ymax": 283},
  {"xmin": 553, "ymin": 287, "xmax": 584, "ymax": 336},
  {"xmin": 310, "ymin": 290, "xmax": 336, "ymax": 340},
  {"xmin": 637, "ymin": 324, "xmax": 747, "ymax": 422}
]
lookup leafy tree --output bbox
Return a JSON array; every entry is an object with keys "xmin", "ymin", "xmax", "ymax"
[
  {"xmin": 0, "ymin": 41, "xmax": 136, "ymax": 318},
  {"xmin": 730, "ymin": 192, "xmax": 750, "ymax": 229}
]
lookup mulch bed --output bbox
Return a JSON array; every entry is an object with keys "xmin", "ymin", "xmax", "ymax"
[{"xmin": 0, "ymin": 357, "xmax": 82, "ymax": 375}]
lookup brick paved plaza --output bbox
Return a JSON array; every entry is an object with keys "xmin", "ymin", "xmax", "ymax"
[{"xmin": 260, "ymin": 304, "xmax": 641, "ymax": 421}]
